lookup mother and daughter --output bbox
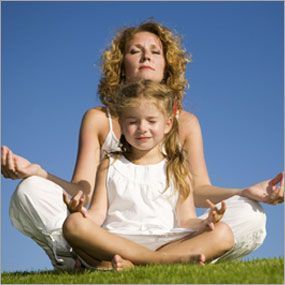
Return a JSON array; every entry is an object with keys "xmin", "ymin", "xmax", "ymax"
[{"xmin": 2, "ymin": 20, "xmax": 284, "ymax": 271}]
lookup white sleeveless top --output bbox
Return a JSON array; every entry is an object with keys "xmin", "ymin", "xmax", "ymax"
[
  {"xmin": 100, "ymin": 108, "xmax": 121, "ymax": 160},
  {"xmin": 102, "ymin": 155, "xmax": 180, "ymax": 235}
]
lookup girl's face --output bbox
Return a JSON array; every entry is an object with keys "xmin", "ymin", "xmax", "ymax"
[
  {"xmin": 123, "ymin": 32, "xmax": 166, "ymax": 83},
  {"xmin": 119, "ymin": 99, "xmax": 172, "ymax": 152}
]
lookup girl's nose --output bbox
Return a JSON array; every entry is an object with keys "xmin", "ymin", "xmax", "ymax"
[{"xmin": 138, "ymin": 122, "xmax": 147, "ymax": 132}]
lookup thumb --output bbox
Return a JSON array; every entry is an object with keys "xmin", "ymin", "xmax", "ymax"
[
  {"xmin": 208, "ymin": 222, "xmax": 215, "ymax": 231},
  {"xmin": 81, "ymin": 207, "xmax": 88, "ymax": 218},
  {"xmin": 63, "ymin": 192, "xmax": 70, "ymax": 206}
]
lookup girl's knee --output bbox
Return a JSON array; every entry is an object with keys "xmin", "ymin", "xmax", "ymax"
[
  {"xmin": 214, "ymin": 222, "xmax": 235, "ymax": 251},
  {"xmin": 62, "ymin": 213, "xmax": 86, "ymax": 242}
]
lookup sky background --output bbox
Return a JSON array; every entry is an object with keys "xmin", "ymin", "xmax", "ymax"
[{"xmin": 1, "ymin": 1, "xmax": 284, "ymax": 272}]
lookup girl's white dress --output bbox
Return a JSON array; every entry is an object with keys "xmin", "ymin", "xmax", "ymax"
[{"xmin": 102, "ymin": 155, "xmax": 194, "ymax": 250}]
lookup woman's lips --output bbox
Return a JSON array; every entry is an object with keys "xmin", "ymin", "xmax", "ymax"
[{"xmin": 139, "ymin": 66, "xmax": 155, "ymax": 71}]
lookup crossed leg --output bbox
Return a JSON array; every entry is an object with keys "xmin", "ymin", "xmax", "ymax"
[{"xmin": 113, "ymin": 222, "xmax": 235, "ymax": 270}]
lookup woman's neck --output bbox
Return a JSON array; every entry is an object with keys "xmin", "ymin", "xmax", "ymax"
[{"xmin": 124, "ymin": 145, "xmax": 164, "ymax": 165}]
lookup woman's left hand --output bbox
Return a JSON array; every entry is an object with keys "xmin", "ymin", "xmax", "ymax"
[{"xmin": 241, "ymin": 172, "xmax": 284, "ymax": 205}]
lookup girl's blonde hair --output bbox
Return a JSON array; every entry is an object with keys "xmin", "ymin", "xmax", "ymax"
[
  {"xmin": 115, "ymin": 80, "xmax": 191, "ymax": 199},
  {"xmin": 99, "ymin": 20, "xmax": 191, "ymax": 114}
]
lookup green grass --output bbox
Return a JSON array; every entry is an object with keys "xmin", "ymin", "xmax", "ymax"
[{"xmin": 1, "ymin": 258, "xmax": 284, "ymax": 284}]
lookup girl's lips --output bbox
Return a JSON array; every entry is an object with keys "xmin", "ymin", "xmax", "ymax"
[{"xmin": 136, "ymin": 137, "xmax": 151, "ymax": 140}]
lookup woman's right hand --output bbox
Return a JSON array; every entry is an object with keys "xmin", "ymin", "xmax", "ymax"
[
  {"xmin": 1, "ymin": 145, "xmax": 46, "ymax": 180},
  {"xmin": 63, "ymin": 191, "xmax": 87, "ymax": 217}
]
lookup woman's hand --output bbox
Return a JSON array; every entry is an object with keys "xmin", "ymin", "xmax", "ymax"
[
  {"xmin": 1, "ymin": 145, "xmax": 46, "ymax": 180},
  {"xmin": 203, "ymin": 199, "xmax": 226, "ymax": 231},
  {"xmin": 241, "ymin": 172, "xmax": 284, "ymax": 205},
  {"xmin": 63, "ymin": 191, "xmax": 87, "ymax": 217}
]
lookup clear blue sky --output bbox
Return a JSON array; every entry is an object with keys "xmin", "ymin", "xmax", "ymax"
[{"xmin": 2, "ymin": 1, "xmax": 284, "ymax": 272}]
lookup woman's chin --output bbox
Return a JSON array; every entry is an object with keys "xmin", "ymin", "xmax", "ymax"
[{"xmin": 127, "ymin": 74, "xmax": 162, "ymax": 83}]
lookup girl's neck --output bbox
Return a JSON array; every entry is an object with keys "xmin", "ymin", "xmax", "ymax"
[{"xmin": 124, "ymin": 145, "xmax": 164, "ymax": 165}]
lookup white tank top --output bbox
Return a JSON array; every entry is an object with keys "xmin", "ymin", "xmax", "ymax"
[
  {"xmin": 100, "ymin": 108, "xmax": 121, "ymax": 160},
  {"xmin": 102, "ymin": 155, "xmax": 190, "ymax": 235}
]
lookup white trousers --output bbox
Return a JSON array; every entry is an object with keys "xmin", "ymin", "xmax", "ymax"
[{"xmin": 9, "ymin": 176, "xmax": 267, "ymax": 270}]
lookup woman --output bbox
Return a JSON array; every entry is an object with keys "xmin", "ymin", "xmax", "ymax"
[{"xmin": 2, "ymin": 20, "xmax": 283, "ymax": 270}]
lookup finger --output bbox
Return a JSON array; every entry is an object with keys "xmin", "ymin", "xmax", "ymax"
[
  {"xmin": 63, "ymin": 192, "xmax": 70, "ymax": 206},
  {"xmin": 269, "ymin": 173, "xmax": 283, "ymax": 186},
  {"xmin": 212, "ymin": 210, "xmax": 220, "ymax": 223},
  {"xmin": 218, "ymin": 201, "xmax": 226, "ymax": 215},
  {"xmin": 7, "ymin": 150, "xmax": 16, "ymax": 173},
  {"xmin": 208, "ymin": 222, "xmax": 215, "ymax": 231},
  {"xmin": 81, "ymin": 207, "xmax": 88, "ymax": 218},
  {"xmin": 1, "ymin": 146, "xmax": 8, "ymax": 166},
  {"xmin": 75, "ymin": 195, "xmax": 85, "ymax": 212},
  {"xmin": 280, "ymin": 172, "xmax": 284, "ymax": 191},
  {"xmin": 69, "ymin": 191, "xmax": 83, "ymax": 209},
  {"xmin": 206, "ymin": 199, "xmax": 216, "ymax": 210}
]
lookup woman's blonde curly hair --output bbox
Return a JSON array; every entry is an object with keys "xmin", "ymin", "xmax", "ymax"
[{"xmin": 98, "ymin": 20, "xmax": 191, "ymax": 114}]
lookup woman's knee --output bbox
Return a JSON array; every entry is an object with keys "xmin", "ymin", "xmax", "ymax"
[
  {"xmin": 223, "ymin": 196, "xmax": 267, "ymax": 244},
  {"xmin": 13, "ymin": 176, "xmax": 43, "ymax": 202},
  {"xmin": 12, "ymin": 175, "xmax": 60, "ymax": 204}
]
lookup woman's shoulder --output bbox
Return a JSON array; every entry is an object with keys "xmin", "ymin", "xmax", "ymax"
[
  {"xmin": 179, "ymin": 110, "xmax": 200, "ymax": 129},
  {"xmin": 80, "ymin": 107, "xmax": 111, "ymax": 140},
  {"xmin": 83, "ymin": 106, "xmax": 107, "ymax": 120}
]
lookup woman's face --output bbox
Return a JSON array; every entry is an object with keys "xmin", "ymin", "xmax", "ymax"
[{"xmin": 123, "ymin": 32, "xmax": 166, "ymax": 83}]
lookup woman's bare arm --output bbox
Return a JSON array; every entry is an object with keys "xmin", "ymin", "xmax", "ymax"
[
  {"xmin": 179, "ymin": 111, "xmax": 283, "ymax": 207},
  {"xmin": 179, "ymin": 111, "xmax": 241, "ymax": 208},
  {"xmin": 2, "ymin": 108, "xmax": 109, "ymax": 205}
]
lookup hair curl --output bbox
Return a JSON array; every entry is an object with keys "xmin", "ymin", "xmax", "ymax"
[
  {"xmin": 114, "ymin": 80, "xmax": 192, "ymax": 199},
  {"xmin": 98, "ymin": 20, "xmax": 191, "ymax": 114}
]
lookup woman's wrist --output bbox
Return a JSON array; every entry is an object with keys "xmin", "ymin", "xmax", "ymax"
[
  {"xmin": 36, "ymin": 165, "xmax": 48, "ymax": 179},
  {"xmin": 237, "ymin": 188, "xmax": 246, "ymax": 197}
]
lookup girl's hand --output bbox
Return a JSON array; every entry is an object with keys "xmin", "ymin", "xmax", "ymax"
[
  {"xmin": 1, "ymin": 145, "xmax": 46, "ymax": 180},
  {"xmin": 204, "ymin": 199, "xmax": 226, "ymax": 231},
  {"xmin": 63, "ymin": 191, "xmax": 87, "ymax": 217},
  {"xmin": 241, "ymin": 172, "xmax": 284, "ymax": 205}
]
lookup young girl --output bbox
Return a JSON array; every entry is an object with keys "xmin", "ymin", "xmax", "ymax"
[{"xmin": 63, "ymin": 80, "xmax": 231, "ymax": 271}]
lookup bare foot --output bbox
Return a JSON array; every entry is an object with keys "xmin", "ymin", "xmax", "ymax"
[
  {"xmin": 111, "ymin": 254, "xmax": 135, "ymax": 271},
  {"xmin": 95, "ymin": 260, "xmax": 113, "ymax": 271}
]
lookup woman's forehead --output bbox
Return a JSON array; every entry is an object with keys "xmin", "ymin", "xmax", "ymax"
[{"xmin": 126, "ymin": 31, "xmax": 163, "ymax": 49}]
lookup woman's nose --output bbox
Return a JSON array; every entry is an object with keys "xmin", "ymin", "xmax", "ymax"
[{"xmin": 141, "ymin": 50, "xmax": 151, "ymax": 62}]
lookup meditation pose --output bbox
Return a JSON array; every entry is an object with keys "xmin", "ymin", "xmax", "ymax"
[{"xmin": 2, "ymin": 20, "xmax": 283, "ymax": 270}]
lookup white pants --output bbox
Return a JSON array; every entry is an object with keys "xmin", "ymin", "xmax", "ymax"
[{"xmin": 9, "ymin": 176, "xmax": 267, "ymax": 270}]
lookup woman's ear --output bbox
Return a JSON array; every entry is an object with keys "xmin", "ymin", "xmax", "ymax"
[{"xmin": 164, "ymin": 117, "xmax": 173, "ymax": 134}]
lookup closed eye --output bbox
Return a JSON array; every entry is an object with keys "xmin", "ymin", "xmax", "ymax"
[{"xmin": 130, "ymin": 49, "xmax": 140, "ymax": 54}]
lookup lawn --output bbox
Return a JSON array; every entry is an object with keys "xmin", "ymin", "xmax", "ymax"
[{"xmin": 1, "ymin": 258, "xmax": 284, "ymax": 284}]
